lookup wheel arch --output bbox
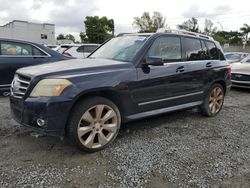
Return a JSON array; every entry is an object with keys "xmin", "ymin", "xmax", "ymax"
[
  {"xmin": 64, "ymin": 88, "xmax": 126, "ymax": 134},
  {"xmin": 211, "ymin": 80, "xmax": 226, "ymax": 93}
]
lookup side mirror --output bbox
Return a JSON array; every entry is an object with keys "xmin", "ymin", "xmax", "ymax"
[{"xmin": 144, "ymin": 56, "xmax": 164, "ymax": 66}]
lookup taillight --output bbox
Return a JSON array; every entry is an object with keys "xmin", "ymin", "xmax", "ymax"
[
  {"xmin": 226, "ymin": 65, "xmax": 231, "ymax": 80},
  {"xmin": 63, "ymin": 52, "xmax": 72, "ymax": 57}
]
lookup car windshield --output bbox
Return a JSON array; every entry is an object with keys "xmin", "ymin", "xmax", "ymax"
[
  {"xmin": 89, "ymin": 35, "xmax": 149, "ymax": 62},
  {"xmin": 225, "ymin": 53, "xmax": 241, "ymax": 60}
]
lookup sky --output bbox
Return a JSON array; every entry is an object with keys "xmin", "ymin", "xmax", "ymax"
[{"xmin": 0, "ymin": 0, "xmax": 250, "ymax": 41}]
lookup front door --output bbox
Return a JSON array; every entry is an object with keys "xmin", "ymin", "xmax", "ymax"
[{"xmin": 129, "ymin": 35, "xmax": 196, "ymax": 111}]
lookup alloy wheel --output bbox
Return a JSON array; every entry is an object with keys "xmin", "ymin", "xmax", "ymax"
[
  {"xmin": 77, "ymin": 104, "xmax": 118, "ymax": 149},
  {"xmin": 209, "ymin": 87, "xmax": 224, "ymax": 114}
]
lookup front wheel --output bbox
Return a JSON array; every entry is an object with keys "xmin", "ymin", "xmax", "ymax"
[
  {"xmin": 67, "ymin": 97, "xmax": 121, "ymax": 152},
  {"xmin": 200, "ymin": 84, "xmax": 225, "ymax": 117}
]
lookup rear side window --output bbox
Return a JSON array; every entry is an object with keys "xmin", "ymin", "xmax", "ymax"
[
  {"xmin": 77, "ymin": 45, "xmax": 98, "ymax": 53},
  {"xmin": 201, "ymin": 40, "xmax": 210, "ymax": 60},
  {"xmin": 76, "ymin": 46, "xmax": 84, "ymax": 53},
  {"xmin": 205, "ymin": 41, "xmax": 219, "ymax": 60},
  {"xmin": 183, "ymin": 37, "xmax": 207, "ymax": 61},
  {"xmin": 0, "ymin": 41, "xmax": 47, "ymax": 56},
  {"xmin": 147, "ymin": 36, "xmax": 181, "ymax": 61},
  {"xmin": 33, "ymin": 47, "xmax": 47, "ymax": 56},
  {"xmin": 84, "ymin": 46, "xmax": 98, "ymax": 53}
]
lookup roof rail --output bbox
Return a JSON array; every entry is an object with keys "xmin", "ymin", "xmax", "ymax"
[{"xmin": 157, "ymin": 28, "xmax": 214, "ymax": 40}]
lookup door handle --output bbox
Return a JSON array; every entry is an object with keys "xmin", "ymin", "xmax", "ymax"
[
  {"xmin": 206, "ymin": 62, "xmax": 212, "ymax": 68},
  {"xmin": 176, "ymin": 66, "xmax": 185, "ymax": 73}
]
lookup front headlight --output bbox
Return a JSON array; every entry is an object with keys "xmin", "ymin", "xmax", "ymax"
[{"xmin": 30, "ymin": 79, "xmax": 72, "ymax": 97}]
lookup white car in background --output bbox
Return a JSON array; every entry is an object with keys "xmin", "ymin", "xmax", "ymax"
[
  {"xmin": 231, "ymin": 55, "xmax": 250, "ymax": 89},
  {"xmin": 62, "ymin": 44, "xmax": 99, "ymax": 58},
  {"xmin": 224, "ymin": 52, "xmax": 249, "ymax": 64},
  {"xmin": 45, "ymin": 44, "xmax": 60, "ymax": 51}
]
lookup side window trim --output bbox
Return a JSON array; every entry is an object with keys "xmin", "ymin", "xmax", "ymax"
[{"xmin": 0, "ymin": 41, "xmax": 51, "ymax": 57}]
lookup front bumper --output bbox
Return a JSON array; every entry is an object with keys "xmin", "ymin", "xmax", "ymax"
[
  {"xmin": 10, "ymin": 96, "xmax": 73, "ymax": 136},
  {"xmin": 231, "ymin": 80, "xmax": 250, "ymax": 89}
]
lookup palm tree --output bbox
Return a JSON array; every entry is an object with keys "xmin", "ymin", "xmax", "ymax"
[{"xmin": 240, "ymin": 24, "xmax": 250, "ymax": 43}]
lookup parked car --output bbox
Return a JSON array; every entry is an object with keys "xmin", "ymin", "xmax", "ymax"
[
  {"xmin": 56, "ymin": 43, "xmax": 77, "ymax": 54},
  {"xmin": 231, "ymin": 55, "xmax": 250, "ymax": 88},
  {"xmin": 240, "ymin": 54, "xmax": 250, "ymax": 63},
  {"xmin": 62, "ymin": 44, "xmax": 99, "ymax": 58},
  {"xmin": 45, "ymin": 44, "xmax": 60, "ymax": 51},
  {"xmin": 224, "ymin": 52, "xmax": 249, "ymax": 64},
  {"xmin": 0, "ymin": 38, "xmax": 73, "ymax": 93},
  {"xmin": 10, "ymin": 30, "xmax": 231, "ymax": 152}
]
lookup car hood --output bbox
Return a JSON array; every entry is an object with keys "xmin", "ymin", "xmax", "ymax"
[
  {"xmin": 231, "ymin": 63, "xmax": 250, "ymax": 74},
  {"xmin": 16, "ymin": 58, "xmax": 134, "ymax": 78}
]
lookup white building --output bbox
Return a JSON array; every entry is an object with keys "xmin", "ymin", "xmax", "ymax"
[{"xmin": 0, "ymin": 20, "xmax": 56, "ymax": 45}]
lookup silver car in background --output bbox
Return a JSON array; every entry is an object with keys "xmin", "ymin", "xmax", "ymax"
[
  {"xmin": 62, "ymin": 43, "xmax": 99, "ymax": 58},
  {"xmin": 225, "ymin": 52, "xmax": 249, "ymax": 64},
  {"xmin": 231, "ymin": 55, "xmax": 250, "ymax": 89}
]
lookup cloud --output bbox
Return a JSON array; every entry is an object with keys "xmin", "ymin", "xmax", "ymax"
[
  {"xmin": 0, "ymin": 0, "xmax": 31, "ymax": 23},
  {"xmin": 182, "ymin": 5, "xmax": 232, "ymax": 19},
  {"xmin": 0, "ymin": 0, "xmax": 99, "ymax": 40}
]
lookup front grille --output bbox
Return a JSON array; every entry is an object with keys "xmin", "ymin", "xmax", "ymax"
[
  {"xmin": 231, "ymin": 73, "xmax": 250, "ymax": 81},
  {"xmin": 11, "ymin": 74, "xmax": 31, "ymax": 98}
]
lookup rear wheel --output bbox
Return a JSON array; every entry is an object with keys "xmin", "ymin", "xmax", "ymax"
[
  {"xmin": 67, "ymin": 97, "xmax": 121, "ymax": 152},
  {"xmin": 200, "ymin": 84, "xmax": 225, "ymax": 117}
]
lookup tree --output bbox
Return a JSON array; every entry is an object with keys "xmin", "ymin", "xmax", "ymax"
[
  {"xmin": 240, "ymin": 24, "xmax": 250, "ymax": 43},
  {"xmin": 178, "ymin": 17, "xmax": 199, "ymax": 32},
  {"xmin": 133, "ymin": 11, "xmax": 166, "ymax": 33},
  {"xmin": 79, "ymin": 32, "xmax": 88, "ymax": 43},
  {"xmin": 56, "ymin": 34, "xmax": 66, "ymax": 40},
  {"xmin": 84, "ymin": 16, "xmax": 114, "ymax": 44},
  {"xmin": 212, "ymin": 31, "xmax": 243, "ymax": 45},
  {"xmin": 65, "ymin": 34, "xmax": 75, "ymax": 43},
  {"xmin": 204, "ymin": 19, "xmax": 217, "ymax": 35},
  {"xmin": 57, "ymin": 34, "xmax": 75, "ymax": 42}
]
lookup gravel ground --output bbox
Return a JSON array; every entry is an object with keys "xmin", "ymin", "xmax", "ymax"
[{"xmin": 0, "ymin": 88, "xmax": 250, "ymax": 188}]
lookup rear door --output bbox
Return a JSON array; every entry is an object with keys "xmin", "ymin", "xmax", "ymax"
[
  {"xmin": 182, "ymin": 37, "xmax": 213, "ymax": 93},
  {"xmin": 0, "ymin": 40, "xmax": 50, "ymax": 88}
]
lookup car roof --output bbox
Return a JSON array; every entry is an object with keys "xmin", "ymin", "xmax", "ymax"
[
  {"xmin": 0, "ymin": 37, "xmax": 45, "ymax": 46},
  {"xmin": 60, "ymin": 43, "xmax": 99, "ymax": 47},
  {"xmin": 118, "ymin": 31, "xmax": 214, "ymax": 42}
]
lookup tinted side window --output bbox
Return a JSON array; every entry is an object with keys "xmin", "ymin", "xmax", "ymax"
[
  {"xmin": 77, "ymin": 46, "xmax": 98, "ymax": 53},
  {"xmin": 33, "ymin": 47, "xmax": 47, "ymax": 56},
  {"xmin": 205, "ymin": 41, "xmax": 219, "ymax": 60},
  {"xmin": 1, "ymin": 41, "xmax": 32, "ymax": 56},
  {"xmin": 84, "ymin": 46, "xmax": 98, "ymax": 53},
  {"xmin": 77, "ymin": 46, "xmax": 84, "ymax": 53},
  {"xmin": 201, "ymin": 40, "xmax": 210, "ymax": 60},
  {"xmin": 147, "ymin": 36, "xmax": 181, "ymax": 61},
  {"xmin": 183, "ymin": 37, "xmax": 205, "ymax": 61}
]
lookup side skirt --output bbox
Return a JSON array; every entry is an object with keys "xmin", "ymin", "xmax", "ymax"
[{"xmin": 126, "ymin": 101, "xmax": 203, "ymax": 121}]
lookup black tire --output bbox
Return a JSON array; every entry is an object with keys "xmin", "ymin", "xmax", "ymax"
[
  {"xmin": 200, "ymin": 83, "xmax": 225, "ymax": 117},
  {"xmin": 67, "ymin": 96, "xmax": 121, "ymax": 152}
]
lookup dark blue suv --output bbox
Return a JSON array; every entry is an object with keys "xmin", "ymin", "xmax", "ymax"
[
  {"xmin": 0, "ymin": 38, "xmax": 72, "ymax": 93},
  {"xmin": 10, "ymin": 30, "xmax": 231, "ymax": 152}
]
